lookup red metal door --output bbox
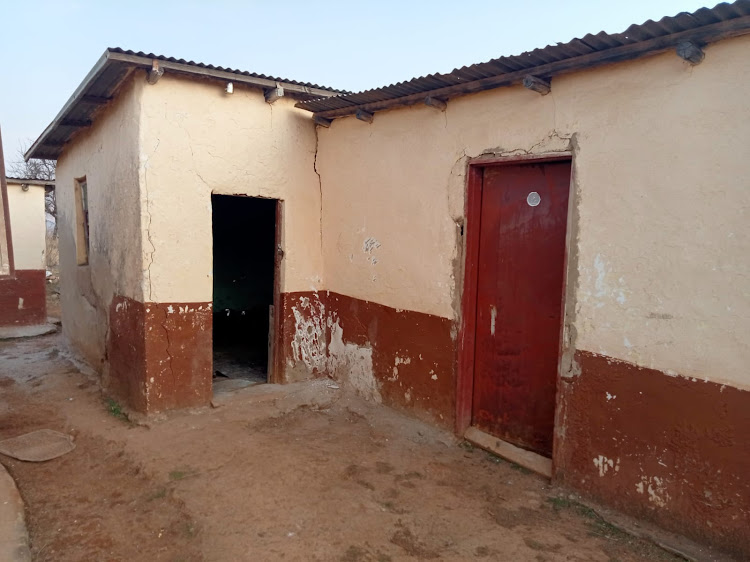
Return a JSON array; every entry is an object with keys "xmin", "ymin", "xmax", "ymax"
[{"xmin": 471, "ymin": 161, "xmax": 571, "ymax": 456}]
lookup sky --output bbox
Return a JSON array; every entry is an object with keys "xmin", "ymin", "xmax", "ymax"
[{"xmin": 0, "ymin": 0, "xmax": 712, "ymax": 166}]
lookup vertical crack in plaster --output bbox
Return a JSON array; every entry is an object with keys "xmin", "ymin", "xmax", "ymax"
[
  {"xmin": 143, "ymin": 139, "xmax": 160, "ymax": 302},
  {"xmin": 160, "ymin": 309, "xmax": 176, "ymax": 391},
  {"xmin": 313, "ymin": 126, "xmax": 324, "ymax": 258}
]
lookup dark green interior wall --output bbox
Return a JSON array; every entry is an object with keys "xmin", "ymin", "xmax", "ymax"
[{"xmin": 211, "ymin": 195, "xmax": 276, "ymax": 311}]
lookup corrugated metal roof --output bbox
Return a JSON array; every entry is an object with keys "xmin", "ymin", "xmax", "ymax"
[
  {"xmin": 26, "ymin": 49, "xmax": 347, "ymax": 160},
  {"xmin": 108, "ymin": 48, "xmax": 344, "ymax": 93},
  {"xmin": 298, "ymin": 0, "xmax": 750, "ymax": 117},
  {"xmin": 26, "ymin": 2, "xmax": 750, "ymax": 159},
  {"xmin": 5, "ymin": 177, "xmax": 54, "ymax": 187}
]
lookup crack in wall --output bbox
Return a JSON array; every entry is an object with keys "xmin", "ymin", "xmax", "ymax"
[
  {"xmin": 160, "ymin": 310, "xmax": 177, "ymax": 391},
  {"xmin": 142, "ymin": 139, "xmax": 160, "ymax": 302},
  {"xmin": 313, "ymin": 125, "xmax": 324, "ymax": 262}
]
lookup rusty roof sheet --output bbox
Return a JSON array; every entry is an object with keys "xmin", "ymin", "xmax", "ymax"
[{"xmin": 298, "ymin": 0, "xmax": 750, "ymax": 116}]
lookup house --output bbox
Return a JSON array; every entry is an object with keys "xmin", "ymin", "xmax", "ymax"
[
  {"xmin": 26, "ymin": 1, "xmax": 750, "ymax": 556},
  {"xmin": 0, "ymin": 150, "xmax": 52, "ymax": 327}
]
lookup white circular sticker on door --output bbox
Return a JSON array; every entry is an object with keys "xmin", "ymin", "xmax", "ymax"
[{"xmin": 527, "ymin": 191, "xmax": 541, "ymax": 207}]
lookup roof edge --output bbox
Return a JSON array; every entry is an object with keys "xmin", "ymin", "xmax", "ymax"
[
  {"xmin": 25, "ymin": 49, "xmax": 111, "ymax": 161},
  {"xmin": 106, "ymin": 51, "xmax": 343, "ymax": 99},
  {"xmin": 5, "ymin": 177, "xmax": 55, "ymax": 187},
  {"xmin": 26, "ymin": 49, "xmax": 347, "ymax": 161},
  {"xmin": 297, "ymin": 7, "xmax": 750, "ymax": 119}
]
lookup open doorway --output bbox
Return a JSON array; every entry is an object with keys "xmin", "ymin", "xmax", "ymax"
[{"xmin": 212, "ymin": 195, "xmax": 278, "ymax": 388}]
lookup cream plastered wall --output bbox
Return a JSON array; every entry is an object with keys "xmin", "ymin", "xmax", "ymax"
[
  {"xmin": 138, "ymin": 73, "xmax": 323, "ymax": 304},
  {"xmin": 6, "ymin": 182, "xmax": 46, "ymax": 270},
  {"xmin": 317, "ymin": 34, "xmax": 750, "ymax": 390},
  {"xmin": 56, "ymin": 75, "xmax": 144, "ymax": 365}
]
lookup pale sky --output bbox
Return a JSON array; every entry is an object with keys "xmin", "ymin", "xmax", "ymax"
[{"xmin": 0, "ymin": 0, "xmax": 712, "ymax": 165}]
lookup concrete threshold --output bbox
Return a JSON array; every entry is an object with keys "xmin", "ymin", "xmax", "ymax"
[
  {"xmin": 0, "ymin": 324, "xmax": 57, "ymax": 340},
  {"xmin": 464, "ymin": 426, "xmax": 553, "ymax": 478}
]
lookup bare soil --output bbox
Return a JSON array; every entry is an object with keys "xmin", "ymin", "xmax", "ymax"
[
  {"xmin": 0, "ymin": 333, "xmax": 683, "ymax": 561},
  {"xmin": 45, "ymin": 279, "xmax": 60, "ymax": 319}
]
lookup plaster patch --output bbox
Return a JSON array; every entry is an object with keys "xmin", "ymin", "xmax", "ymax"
[
  {"xmin": 17, "ymin": 298, "xmax": 23, "ymax": 310},
  {"xmin": 589, "ymin": 254, "xmax": 628, "ymax": 308},
  {"xmin": 327, "ymin": 318, "xmax": 380, "ymax": 403}
]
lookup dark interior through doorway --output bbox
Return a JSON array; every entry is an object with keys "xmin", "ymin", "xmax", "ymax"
[{"xmin": 212, "ymin": 194, "xmax": 277, "ymax": 386}]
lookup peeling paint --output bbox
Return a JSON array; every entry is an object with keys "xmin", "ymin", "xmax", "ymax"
[
  {"xmin": 593, "ymin": 455, "xmax": 620, "ymax": 476},
  {"xmin": 327, "ymin": 318, "xmax": 380, "ymax": 402},
  {"xmin": 363, "ymin": 237, "xmax": 381, "ymax": 254},
  {"xmin": 362, "ymin": 237, "xmax": 381, "ymax": 269},
  {"xmin": 636, "ymin": 475, "xmax": 670, "ymax": 507},
  {"xmin": 290, "ymin": 296, "xmax": 327, "ymax": 373}
]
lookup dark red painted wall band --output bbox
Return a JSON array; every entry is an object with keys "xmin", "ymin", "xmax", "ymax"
[
  {"xmin": 555, "ymin": 350, "xmax": 750, "ymax": 557},
  {"xmin": 279, "ymin": 291, "xmax": 456, "ymax": 428},
  {"xmin": 107, "ymin": 296, "xmax": 212, "ymax": 413},
  {"xmin": 0, "ymin": 269, "xmax": 47, "ymax": 326},
  {"xmin": 329, "ymin": 292, "xmax": 455, "ymax": 428},
  {"xmin": 107, "ymin": 296, "xmax": 147, "ymax": 411}
]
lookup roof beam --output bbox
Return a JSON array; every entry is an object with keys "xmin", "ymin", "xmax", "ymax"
[
  {"xmin": 147, "ymin": 60, "xmax": 164, "ymax": 84},
  {"xmin": 424, "ymin": 96, "xmax": 447, "ymax": 111},
  {"xmin": 313, "ymin": 116, "xmax": 332, "ymax": 128},
  {"xmin": 264, "ymin": 86, "xmax": 284, "ymax": 104},
  {"xmin": 676, "ymin": 41, "xmax": 705, "ymax": 64},
  {"xmin": 523, "ymin": 75, "xmax": 551, "ymax": 95},
  {"xmin": 300, "ymin": 15, "xmax": 750, "ymax": 119},
  {"xmin": 60, "ymin": 119, "xmax": 92, "ymax": 128},
  {"xmin": 80, "ymin": 95, "xmax": 111, "ymax": 105},
  {"xmin": 356, "ymin": 110, "xmax": 374, "ymax": 123}
]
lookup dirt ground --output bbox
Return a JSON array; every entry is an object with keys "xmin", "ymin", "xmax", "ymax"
[
  {"xmin": 0, "ymin": 332, "xmax": 684, "ymax": 562},
  {"xmin": 45, "ymin": 279, "xmax": 61, "ymax": 319}
]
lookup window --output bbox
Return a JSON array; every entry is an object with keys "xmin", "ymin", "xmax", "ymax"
[{"xmin": 75, "ymin": 177, "xmax": 90, "ymax": 265}]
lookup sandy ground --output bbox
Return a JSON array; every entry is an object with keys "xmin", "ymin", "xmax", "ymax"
[{"xmin": 0, "ymin": 332, "xmax": 684, "ymax": 562}]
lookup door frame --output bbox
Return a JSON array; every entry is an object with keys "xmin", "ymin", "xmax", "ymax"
[
  {"xmin": 456, "ymin": 152, "xmax": 575, "ymax": 458},
  {"xmin": 269, "ymin": 199, "xmax": 284, "ymax": 384},
  {"xmin": 209, "ymin": 194, "xmax": 284, "ymax": 385}
]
